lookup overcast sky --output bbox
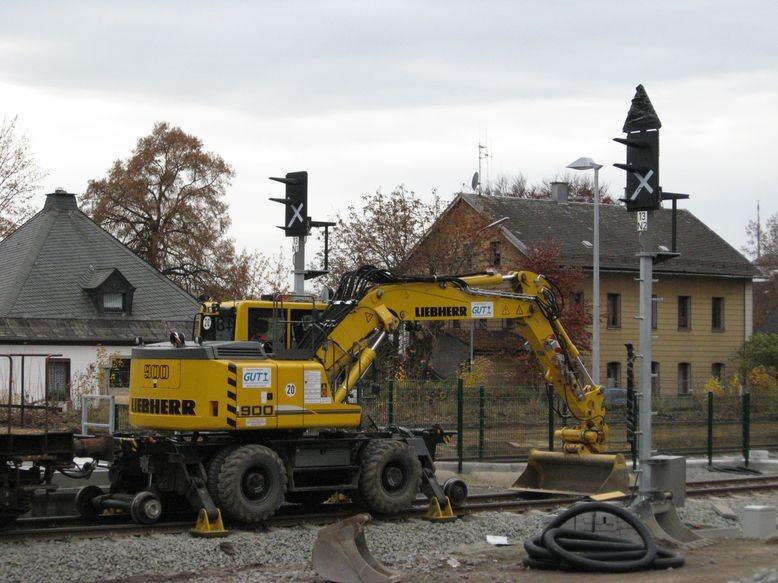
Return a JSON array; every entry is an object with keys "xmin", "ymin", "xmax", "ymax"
[{"xmin": 2, "ymin": 1, "xmax": 776, "ymax": 281}]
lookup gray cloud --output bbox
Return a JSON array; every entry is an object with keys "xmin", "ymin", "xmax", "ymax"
[{"xmin": 1, "ymin": 0, "xmax": 776, "ymax": 116}]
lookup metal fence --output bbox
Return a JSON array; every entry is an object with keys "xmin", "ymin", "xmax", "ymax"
[
  {"xmin": 103, "ymin": 380, "xmax": 778, "ymax": 463},
  {"xmin": 358, "ymin": 380, "xmax": 778, "ymax": 462}
]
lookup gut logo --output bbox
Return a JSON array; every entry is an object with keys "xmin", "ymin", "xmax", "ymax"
[
  {"xmin": 242, "ymin": 367, "xmax": 272, "ymax": 388},
  {"xmin": 471, "ymin": 302, "xmax": 494, "ymax": 318}
]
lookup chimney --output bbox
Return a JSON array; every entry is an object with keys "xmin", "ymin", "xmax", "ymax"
[
  {"xmin": 550, "ymin": 182, "xmax": 569, "ymax": 204},
  {"xmin": 43, "ymin": 188, "xmax": 78, "ymax": 211}
]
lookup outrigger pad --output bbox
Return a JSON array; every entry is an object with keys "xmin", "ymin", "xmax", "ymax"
[
  {"xmin": 190, "ymin": 508, "xmax": 228, "ymax": 538},
  {"xmin": 513, "ymin": 449, "xmax": 630, "ymax": 496},
  {"xmin": 312, "ymin": 513, "xmax": 401, "ymax": 583}
]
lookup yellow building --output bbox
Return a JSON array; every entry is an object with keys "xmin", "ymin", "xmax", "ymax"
[{"xmin": 406, "ymin": 191, "xmax": 759, "ymax": 394}]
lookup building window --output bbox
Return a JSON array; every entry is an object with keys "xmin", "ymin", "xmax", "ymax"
[
  {"xmin": 502, "ymin": 318, "xmax": 516, "ymax": 330},
  {"xmin": 47, "ymin": 358, "xmax": 71, "ymax": 401},
  {"xmin": 477, "ymin": 319, "xmax": 488, "ymax": 330},
  {"xmin": 572, "ymin": 292, "xmax": 584, "ymax": 306},
  {"xmin": 711, "ymin": 362, "xmax": 725, "ymax": 380},
  {"xmin": 651, "ymin": 361, "xmax": 660, "ymax": 395},
  {"xmin": 109, "ymin": 358, "xmax": 131, "ymax": 389},
  {"xmin": 490, "ymin": 241, "xmax": 501, "ymax": 266},
  {"xmin": 103, "ymin": 292, "xmax": 125, "ymax": 311},
  {"xmin": 651, "ymin": 294, "xmax": 658, "ymax": 329},
  {"xmin": 678, "ymin": 362, "xmax": 691, "ymax": 395},
  {"xmin": 678, "ymin": 296, "xmax": 691, "ymax": 330},
  {"xmin": 606, "ymin": 362, "xmax": 621, "ymax": 387},
  {"xmin": 452, "ymin": 320, "xmax": 461, "ymax": 329},
  {"xmin": 712, "ymin": 297, "xmax": 725, "ymax": 331},
  {"xmin": 606, "ymin": 293, "xmax": 621, "ymax": 328}
]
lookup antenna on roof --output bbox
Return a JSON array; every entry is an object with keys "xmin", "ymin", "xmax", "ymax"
[
  {"xmin": 471, "ymin": 172, "xmax": 480, "ymax": 193},
  {"xmin": 757, "ymin": 200, "xmax": 761, "ymax": 260},
  {"xmin": 478, "ymin": 141, "xmax": 489, "ymax": 194}
]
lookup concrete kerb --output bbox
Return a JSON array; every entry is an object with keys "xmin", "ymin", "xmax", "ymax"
[
  {"xmin": 435, "ymin": 451, "xmax": 778, "ymax": 489},
  {"xmin": 435, "ymin": 461, "xmax": 528, "ymax": 488}
]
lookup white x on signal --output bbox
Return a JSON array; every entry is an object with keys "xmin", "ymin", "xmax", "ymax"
[
  {"xmin": 630, "ymin": 169, "xmax": 654, "ymax": 200},
  {"xmin": 287, "ymin": 202, "xmax": 304, "ymax": 228}
]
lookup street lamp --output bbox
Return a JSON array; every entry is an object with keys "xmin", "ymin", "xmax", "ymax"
[{"xmin": 567, "ymin": 157, "xmax": 603, "ymax": 385}]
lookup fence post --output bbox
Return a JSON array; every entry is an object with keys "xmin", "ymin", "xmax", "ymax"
[
  {"xmin": 457, "ymin": 379, "xmax": 464, "ymax": 474},
  {"xmin": 742, "ymin": 392, "xmax": 751, "ymax": 467},
  {"xmin": 707, "ymin": 391, "xmax": 714, "ymax": 469},
  {"xmin": 625, "ymin": 343, "xmax": 638, "ymax": 470},
  {"xmin": 81, "ymin": 396, "xmax": 88, "ymax": 435},
  {"xmin": 388, "ymin": 380, "xmax": 394, "ymax": 425},
  {"xmin": 546, "ymin": 384, "xmax": 555, "ymax": 451},
  {"xmin": 478, "ymin": 385, "xmax": 485, "ymax": 460}
]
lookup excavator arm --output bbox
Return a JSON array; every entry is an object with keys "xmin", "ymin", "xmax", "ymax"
[{"xmin": 312, "ymin": 268, "xmax": 608, "ymax": 455}]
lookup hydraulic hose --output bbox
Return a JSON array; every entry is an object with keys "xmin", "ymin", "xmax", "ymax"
[{"xmin": 523, "ymin": 502, "xmax": 684, "ymax": 573}]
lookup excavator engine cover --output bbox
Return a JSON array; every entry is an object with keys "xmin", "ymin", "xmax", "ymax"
[
  {"xmin": 312, "ymin": 513, "xmax": 401, "ymax": 583},
  {"xmin": 513, "ymin": 449, "xmax": 630, "ymax": 495}
]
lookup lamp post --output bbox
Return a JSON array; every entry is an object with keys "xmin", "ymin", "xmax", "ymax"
[{"xmin": 567, "ymin": 157, "xmax": 602, "ymax": 385}]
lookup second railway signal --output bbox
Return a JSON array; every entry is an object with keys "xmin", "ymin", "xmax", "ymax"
[
  {"xmin": 613, "ymin": 85, "xmax": 662, "ymax": 212},
  {"xmin": 269, "ymin": 171, "xmax": 308, "ymax": 237}
]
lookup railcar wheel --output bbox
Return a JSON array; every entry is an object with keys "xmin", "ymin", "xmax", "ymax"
[
  {"xmin": 443, "ymin": 478, "xmax": 468, "ymax": 507},
  {"xmin": 75, "ymin": 485, "xmax": 104, "ymax": 518},
  {"xmin": 130, "ymin": 490, "xmax": 162, "ymax": 524},
  {"xmin": 218, "ymin": 444, "xmax": 287, "ymax": 523},
  {"xmin": 357, "ymin": 440, "xmax": 421, "ymax": 514},
  {"xmin": 0, "ymin": 513, "xmax": 19, "ymax": 529}
]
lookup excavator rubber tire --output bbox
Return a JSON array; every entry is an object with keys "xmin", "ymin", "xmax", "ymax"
[
  {"xmin": 217, "ymin": 444, "xmax": 287, "ymax": 523},
  {"xmin": 206, "ymin": 445, "xmax": 237, "ymax": 509},
  {"xmin": 357, "ymin": 439, "xmax": 421, "ymax": 515}
]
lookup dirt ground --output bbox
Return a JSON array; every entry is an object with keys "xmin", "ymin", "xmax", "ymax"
[
  {"xmin": 410, "ymin": 537, "xmax": 778, "ymax": 583},
  {"xmin": 191, "ymin": 537, "xmax": 777, "ymax": 583}
]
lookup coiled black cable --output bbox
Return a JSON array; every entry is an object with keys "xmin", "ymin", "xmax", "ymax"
[{"xmin": 523, "ymin": 502, "xmax": 684, "ymax": 573}]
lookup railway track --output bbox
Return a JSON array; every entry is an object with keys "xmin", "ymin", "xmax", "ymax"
[
  {"xmin": 3, "ymin": 475, "xmax": 777, "ymax": 540},
  {"xmin": 686, "ymin": 474, "xmax": 778, "ymax": 496}
]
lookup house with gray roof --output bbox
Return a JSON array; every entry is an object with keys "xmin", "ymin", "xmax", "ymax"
[
  {"xmin": 406, "ymin": 190, "xmax": 760, "ymax": 394},
  {"xmin": 0, "ymin": 189, "xmax": 198, "ymax": 403}
]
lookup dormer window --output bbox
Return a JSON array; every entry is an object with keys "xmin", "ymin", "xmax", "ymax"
[
  {"xmin": 81, "ymin": 267, "xmax": 135, "ymax": 315},
  {"xmin": 103, "ymin": 292, "xmax": 126, "ymax": 312}
]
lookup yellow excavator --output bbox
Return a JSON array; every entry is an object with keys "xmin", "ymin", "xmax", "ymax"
[{"xmin": 78, "ymin": 266, "xmax": 627, "ymax": 537}]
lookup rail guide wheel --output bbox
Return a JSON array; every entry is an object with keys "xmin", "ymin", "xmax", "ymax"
[{"xmin": 130, "ymin": 490, "xmax": 163, "ymax": 524}]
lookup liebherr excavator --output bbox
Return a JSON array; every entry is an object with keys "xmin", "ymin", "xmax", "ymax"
[{"xmin": 80, "ymin": 266, "xmax": 627, "ymax": 535}]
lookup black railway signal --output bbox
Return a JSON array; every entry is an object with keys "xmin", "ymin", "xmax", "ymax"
[
  {"xmin": 269, "ymin": 171, "xmax": 308, "ymax": 237},
  {"xmin": 613, "ymin": 85, "xmax": 662, "ymax": 212}
]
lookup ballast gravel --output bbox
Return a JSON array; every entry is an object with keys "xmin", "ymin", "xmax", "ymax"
[{"xmin": 1, "ymin": 462, "xmax": 777, "ymax": 583}]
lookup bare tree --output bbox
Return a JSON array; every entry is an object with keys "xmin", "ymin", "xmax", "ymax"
[
  {"xmin": 0, "ymin": 116, "xmax": 45, "ymax": 238},
  {"xmin": 481, "ymin": 171, "xmax": 615, "ymax": 204},
  {"xmin": 82, "ymin": 122, "xmax": 238, "ymax": 295},
  {"xmin": 745, "ymin": 213, "xmax": 778, "ymax": 269},
  {"xmin": 201, "ymin": 247, "xmax": 291, "ymax": 300},
  {"xmin": 318, "ymin": 186, "xmax": 443, "ymax": 287}
]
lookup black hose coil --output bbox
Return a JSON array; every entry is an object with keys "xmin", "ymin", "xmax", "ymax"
[{"xmin": 523, "ymin": 502, "xmax": 684, "ymax": 573}]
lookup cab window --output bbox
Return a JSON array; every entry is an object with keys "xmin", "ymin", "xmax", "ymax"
[{"xmin": 200, "ymin": 313, "xmax": 235, "ymax": 341}]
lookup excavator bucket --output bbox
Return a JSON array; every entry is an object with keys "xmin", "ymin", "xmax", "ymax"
[
  {"xmin": 312, "ymin": 513, "xmax": 402, "ymax": 583},
  {"xmin": 512, "ymin": 449, "xmax": 630, "ymax": 495}
]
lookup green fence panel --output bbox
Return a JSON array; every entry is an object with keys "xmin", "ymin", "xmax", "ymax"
[{"xmin": 356, "ymin": 380, "xmax": 778, "ymax": 460}]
